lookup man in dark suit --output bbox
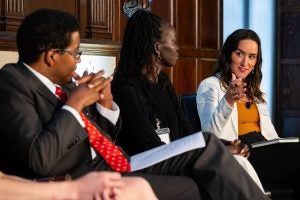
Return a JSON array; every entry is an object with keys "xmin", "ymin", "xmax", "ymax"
[{"xmin": 0, "ymin": 8, "xmax": 269, "ymax": 200}]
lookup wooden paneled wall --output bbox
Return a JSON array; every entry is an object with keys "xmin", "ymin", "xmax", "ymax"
[
  {"xmin": 0, "ymin": 0, "xmax": 222, "ymax": 94},
  {"xmin": 276, "ymin": 0, "xmax": 300, "ymax": 137}
]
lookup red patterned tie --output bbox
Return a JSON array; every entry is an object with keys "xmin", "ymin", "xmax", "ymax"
[
  {"xmin": 55, "ymin": 86, "xmax": 131, "ymax": 172},
  {"xmin": 55, "ymin": 86, "xmax": 67, "ymax": 102},
  {"xmin": 80, "ymin": 113, "xmax": 131, "ymax": 172}
]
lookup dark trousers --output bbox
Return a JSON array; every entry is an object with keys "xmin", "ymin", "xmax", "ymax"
[
  {"xmin": 129, "ymin": 133, "xmax": 269, "ymax": 200},
  {"xmin": 240, "ymin": 132, "xmax": 300, "ymax": 198},
  {"xmin": 248, "ymin": 143, "xmax": 300, "ymax": 182},
  {"xmin": 240, "ymin": 132, "xmax": 300, "ymax": 182}
]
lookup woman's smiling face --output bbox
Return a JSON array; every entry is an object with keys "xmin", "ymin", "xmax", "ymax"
[{"xmin": 230, "ymin": 39, "xmax": 258, "ymax": 79}]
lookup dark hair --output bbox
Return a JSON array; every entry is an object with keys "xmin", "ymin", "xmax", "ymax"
[
  {"xmin": 112, "ymin": 9, "xmax": 172, "ymax": 87},
  {"xmin": 17, "ymin": 8, "xmax": 80, "ymax": 64},
  {"xmin": 215, "ymin": 29, "xmax": 265, "ymax": 103},
  {"xmin": 112, "ymin": 10, "xmax": 191, "ymax": 137}
]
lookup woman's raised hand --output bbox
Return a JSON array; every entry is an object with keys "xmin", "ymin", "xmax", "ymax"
[{"xmin": 225, "ymin": 73, "xmax": 247, "ymax": 106}]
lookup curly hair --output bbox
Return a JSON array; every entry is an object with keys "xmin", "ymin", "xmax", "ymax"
[
  {"xmin": 215, "ymin": 29, "xmax": 265, "ymax": 103},
  {"xmin": 17, "ymin": 8, "xmax": 79, "ymax": 64}
]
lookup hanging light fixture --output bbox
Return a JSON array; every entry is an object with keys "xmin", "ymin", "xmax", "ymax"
[{"xmin": 122, "ymin": 0, "xmax": 152, "ymax": 18}]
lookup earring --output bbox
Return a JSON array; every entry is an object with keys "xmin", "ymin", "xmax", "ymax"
[
  {"xmin": 153, "ymin": 53, "xmax": 161, "ymax": 81},
  {"xmin": 251, "ymin": 69, "xmax": 255, "ymax": 74},
  {"xmin": 157, "ymin": 53, "xmax": 161, "ymax": 61},
  {"xmin": 154, "ymin": 52, "xmax": 161, "ymax": 67}
]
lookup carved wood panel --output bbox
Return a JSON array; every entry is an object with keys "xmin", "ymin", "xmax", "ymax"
[
  {"xmin": 4, "ymin": 0, "xmax": 24, "ymax": 32},
  {"xmin": 159, "ymin": 0, "xmax": 221, "ymax": 94},
  {"xmin": 0, "ymin": 0, "xmax": 221, "ymax": 96},
  {"xmin": 85, "ymin": 0, "xmax": 113, "ymax": 40},
  {"xmin": 3, "ymin": 0, "xmax": 81, "ymax": 32}
]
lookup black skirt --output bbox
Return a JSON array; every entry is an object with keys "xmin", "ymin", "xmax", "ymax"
[{"xmin": 239, "ymin": 131, "xmax": 267, "ymax": 146}]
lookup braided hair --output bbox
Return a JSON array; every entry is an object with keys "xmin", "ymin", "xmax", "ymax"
[{"xmin": 112, "ymin": 9, "xmax": 171, "ymax": 89}]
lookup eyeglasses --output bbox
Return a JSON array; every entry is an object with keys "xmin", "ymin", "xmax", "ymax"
[{"xmin": 53, "ymin": 49, "xmax": 83, "ymax": 59}]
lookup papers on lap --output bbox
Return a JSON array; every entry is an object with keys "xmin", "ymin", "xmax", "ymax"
[
  {"xmin": 130, "ymin": 131, "xmax": 206, "ymax": 172},
  {"xmin": 251, "ymin": 137, "xmax": 300, "ymax": 148}
]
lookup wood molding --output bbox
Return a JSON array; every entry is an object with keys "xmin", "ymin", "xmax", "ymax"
[
  {"xmin": 4, "ymin": 0, "xmax": 24, "ymax": 32},
  {"xmin": 85, "ymin": 0, "xmax": 114, "ymax": 40},
  {"xmin": 80, "ymin": 42, "xmax": 120, "ymax": 57}
]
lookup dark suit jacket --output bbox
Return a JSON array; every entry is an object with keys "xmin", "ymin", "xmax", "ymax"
[{"xmin": 0, "ymin": 62, "xmax": 119, "ymax": 179}]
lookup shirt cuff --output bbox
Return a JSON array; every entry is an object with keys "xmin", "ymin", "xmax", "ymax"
[
  {"xmin": 96, "ymin": 101, "xmax": 120, "ymax": 125},
  {"xmin": 62, "ymin": 105, "xmax": 85, "ymax": 127}
]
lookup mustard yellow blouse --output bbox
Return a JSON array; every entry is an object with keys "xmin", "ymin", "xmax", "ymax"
[{"xmin": 237, "ymin": 101, "xmax": 261, "ymax": 135}]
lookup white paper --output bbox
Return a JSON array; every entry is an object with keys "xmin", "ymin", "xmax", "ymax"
[
  {"xmin": 130, "ymin": 131, "xmax": 206, "ymax": 172},
  {"xmin": 158, "ymin": 133, "xmax": 170, "ymax": 144},
  {"xmin": 156, "ymin": 127, "xmax": 171, "ymax": 144},
  {"xmin": 76, "ymin": 55, "xmax": 116, "ymax": 78}
]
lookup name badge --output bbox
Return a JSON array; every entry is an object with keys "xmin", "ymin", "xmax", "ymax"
[{"xmin": 156, "ymin": 128, "xmax": 170, "ymax": 144}]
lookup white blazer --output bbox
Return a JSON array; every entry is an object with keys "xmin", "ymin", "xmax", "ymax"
[{"xmin": 196, "ymin": 76, "xmax": 278, "ymax": 141}]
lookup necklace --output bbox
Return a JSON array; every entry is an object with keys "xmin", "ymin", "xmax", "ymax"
[
  {"xmin": 239, "ymin": 99, "xmax": 252, "ymax": 109},
  {"xmin": 245, "ymin": 102, "xmax": 251, "ymax": 109}
]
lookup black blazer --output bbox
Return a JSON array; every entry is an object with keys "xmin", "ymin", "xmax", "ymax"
[{"xmin": 0, "ymin": 62, "xmax": 119, "ymax": 179}]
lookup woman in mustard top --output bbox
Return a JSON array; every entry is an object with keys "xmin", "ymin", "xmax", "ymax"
[{"xmin": 197, "ymin": 29, "xmax": 300, "ymax": 197}]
